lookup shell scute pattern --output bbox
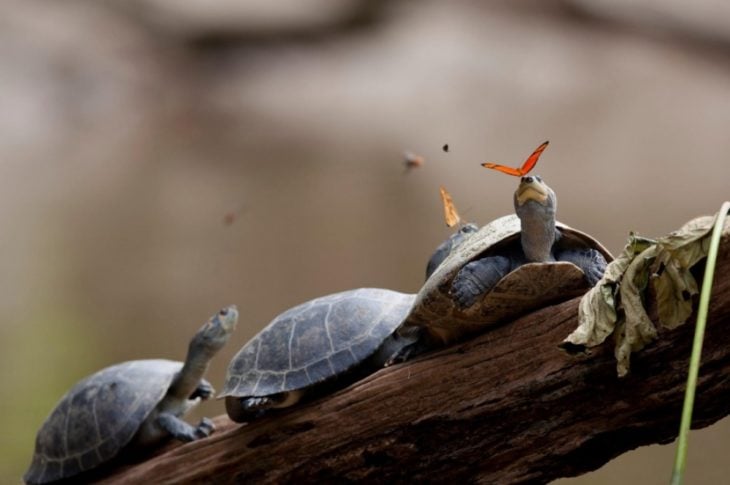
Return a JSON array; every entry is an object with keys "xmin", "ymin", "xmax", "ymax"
[
  {"xmin": 256, "ymin": 316, "xmax": 295, "ymax": 371},
  {"xmin": 328, "ymin": 296, "xmax": 379, "ymax": 349},
  {"xmin": 283, "ymin": 368, "xmax": 309, "ymax": 390},
  {"xmin": 305, "ymin": 358, "xmax": 335, "ymax": 383},
  {"xmin": 290, "ymin": 303, "xmax": 331, "ymax": 369},
  {"xmin": 228, "ymin": 338, "xmax": 259, "ymax": 376},
  {"xmin": 454, "ymin": 215, "xmax": 520, "ymax": 263},
  {"xmin": 257, "ymin": 372, "xmax": 285, "ymax": 395},
  {"xmin": 221, "ymin": 289, "xmax": 414, "ymax": 399}
]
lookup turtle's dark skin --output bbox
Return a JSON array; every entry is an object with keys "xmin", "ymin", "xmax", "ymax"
[
  {"xmin": 24, "ymin": 306, "xmax": 238, "ymax": 484},
  {"xmin": 449, "ymin": 175, "xmax": 607, "ymax": 309}
]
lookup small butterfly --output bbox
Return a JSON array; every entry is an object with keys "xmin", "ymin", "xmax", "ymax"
[
  {"xmin": 439, "ymin": 186, "xmax": 461, "ymax": 228},
  {"xmin": 442, "ymin": 143, "xmax": 449, "ymax": 153},
  {"xmin": 403, "ymin": 151, "xmax": 425, "ymax": 171},
  {"xmin": 481, "ymin": 141, "xmax": 549, "ymax": 177}
]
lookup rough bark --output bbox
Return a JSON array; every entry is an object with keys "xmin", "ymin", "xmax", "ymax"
[{"xmin": 99, "ymin": 233, "xmax": 730, "ymax": 484}]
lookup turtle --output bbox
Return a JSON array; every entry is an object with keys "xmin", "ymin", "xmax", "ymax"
[
  {"xmin": 24, "ymin": 305, "xmax": 239, "ymax": 484},
  {"xmin": 396, "ymin": 175, "xmax": 613, "ymax": 348},
  {"xmin": 220, "ymin": 288, "xmax": 419, "ymax": 422}
]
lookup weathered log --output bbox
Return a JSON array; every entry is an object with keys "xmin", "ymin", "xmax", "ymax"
[{"xmin": 100, "ymin": 233, "xmax": 730, "ymax": 484}]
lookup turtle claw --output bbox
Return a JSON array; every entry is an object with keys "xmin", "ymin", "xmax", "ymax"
[
  {"xmin": 243, "ymin": 396, "xmax": 273, "ymax": 411},
  {"xmin": 384, "ymin": 346, "xmax": 413, "ymax": 367},
  {"xmin": 191, "ymin": 380, "xmax": 215, "ymax": 400},
  {"xmin": 556, "ymin": 248, "xmax": 607, "ymax": 287},
  {"xmin": 451, "ymin": 272, "xmax": 483, "ymax": 309},
  {"xmin": 451, "ymin": 256, "xmax": 512, "ymax": 309},
  {"xmin": 194, "ymin": 417, "xmax": 215, "ymax": 439}
]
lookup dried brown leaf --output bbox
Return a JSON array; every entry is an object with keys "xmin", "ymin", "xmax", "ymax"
[
  {"xmin": 561, "ymin": 235, "xmax": 653, "ymax": 352},
  {"xmin": 615, "ymin": 245, "xmax": 659, "ymax": 377}
]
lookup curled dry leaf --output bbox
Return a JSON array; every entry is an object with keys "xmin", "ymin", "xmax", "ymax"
[
  {"xmin": 563, "ymin": 212, "xmax": 729, "ymax": 377},
  {"xmin": 562, "ymin": 235, "xmax": 653, "ymax": 352},
  {"xmin": 615, "ymin": 245, "xmax": 659, "ymax": 377},
  {"xmin": 649, "ymin": 215, "xmax": 716, "ymax": 330},
  {"xmin": 652, "ymin": 255, "xmax": 699, "ymax": 330}
]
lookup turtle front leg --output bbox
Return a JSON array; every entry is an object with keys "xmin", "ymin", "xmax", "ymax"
[
  {"xmin": 556, "ymin": 248, "xmax": 607, "ymax": 286},
  {"xmin": 450, "ymin": 255, "xmax": 513, "ymax": 309},
  {"xmin": 189, "ymin": 379, "xmax": 214, "ymax": 400},
  {"xmin": 157, "ymin": 412, "xmax": 215, "ymax": 442}
]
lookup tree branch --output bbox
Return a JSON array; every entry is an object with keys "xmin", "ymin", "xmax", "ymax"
[{"xmin": 100, "ymin": 232, "xmax": 730, "ymax": 484}]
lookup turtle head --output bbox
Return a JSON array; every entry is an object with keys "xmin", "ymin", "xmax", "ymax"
[
  {"xmin": 425, "ymin": 223, "xmax": 479, "ymax": 279},
  {"xmin": 192, "ymin": 305, "xmax": 239, "ymax": 355},
  {"xmin": 514, "ymin": 175, "xmax": 556, "ymax": 213},
  {"xmin": 513, "ymin": 176, "xmax": 557, "ymax": 262}
]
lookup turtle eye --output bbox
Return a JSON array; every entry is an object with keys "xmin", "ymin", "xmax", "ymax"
[{"xmin": 219, "ymin": 308, "xmax": 229, "ymax": 316}]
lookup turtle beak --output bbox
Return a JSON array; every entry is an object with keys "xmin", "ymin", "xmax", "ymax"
[
  {"xmin": 515, "ymin": 176, "xmax": 550, "ymax": 207},
  {"xmin": 216, "ymin": 305, "xmax": 239, "ymax": 333}
]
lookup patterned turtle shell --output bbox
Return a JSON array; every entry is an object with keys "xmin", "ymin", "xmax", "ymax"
[
  {"xmin": 219, "ymin": 288, "xmax": 414, "ymax": 400},
  {"xmin": 402, "ymin": 214, "xmax": 613, "ymax": 344},
  {"xmin": 24, "ymin": 359, "xmax": 181, "ymax": 484}
]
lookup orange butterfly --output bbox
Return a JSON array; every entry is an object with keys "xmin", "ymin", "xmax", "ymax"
[
  {"xmin": 439, "ymin": 186, "xmax": 461, "ymax": 228},
  {"xmin": 482, "ymin": 141, "xmax": 549, "ymax": 177}
]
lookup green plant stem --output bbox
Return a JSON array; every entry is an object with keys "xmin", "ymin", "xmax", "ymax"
[{"xmin": 670, "ymin": 201, "xmax": 730, "ymax": 485}]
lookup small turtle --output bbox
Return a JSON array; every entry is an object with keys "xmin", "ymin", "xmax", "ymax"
[
  {"xmin": 398, "ymin": 175, "xmax": 612, "ymax": 348},
  {"xmin": 220, "ymin": 289, "xmax": 418, "ymax": 422},
  {"xmin": 24, "ymin": 306, "xmax": 238, "ymax": 484}
]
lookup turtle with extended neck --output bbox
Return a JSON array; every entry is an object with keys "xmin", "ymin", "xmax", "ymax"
[
  {"xmin": 24, "ymin": 306, "xmax": 238, "ymax": 484},
  {"xmin": 396, "ymin": 173, "xmax": 612, "ymax": 348}
]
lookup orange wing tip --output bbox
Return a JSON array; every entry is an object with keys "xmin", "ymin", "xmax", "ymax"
[{"xmin": 481, "ymin": 163, "xmax": 523, "ymax": 177}]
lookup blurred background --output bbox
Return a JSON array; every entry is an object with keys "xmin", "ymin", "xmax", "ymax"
[{"xmin": 1, "ymin": 0, "xmax": 729, "ymax": 483}]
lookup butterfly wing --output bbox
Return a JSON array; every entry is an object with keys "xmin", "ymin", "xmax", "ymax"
[
  {"xmin": 481, "ymin": 163, "xmax": 524, "ymax": 176},
  {"xmin": 439, "ymin": 186, "xmax": 461, "ymax": 227},
  {"xmin": 519, "ymin": 140, "xmax": 549, "ymax": 175},
  {"xmin": 482, "ymin": 140, "xmax": 549, "ymax": 177}
]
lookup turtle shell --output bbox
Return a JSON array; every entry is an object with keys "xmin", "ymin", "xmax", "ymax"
[
  {"xmin": 219, "ymin": 288, "xmax": 415, "ymax": 400},
  {"xmin": 404, "ymin": 214, "xmax": 613, "ymax": 343},
  {"xmin": 24, "ymin": 359, "xmax": 181, "ymax": 484}
]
